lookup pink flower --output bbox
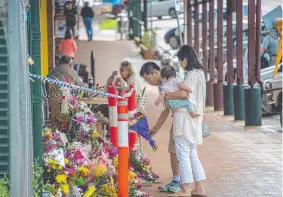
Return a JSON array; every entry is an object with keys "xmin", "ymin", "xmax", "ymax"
[
  {"xmin": 86, "ymin": 115, "xmax": 96, "ymax": 125},
  {"xmin": 74, "ymin": 114, "xmax": 85, "ymax": 124}
]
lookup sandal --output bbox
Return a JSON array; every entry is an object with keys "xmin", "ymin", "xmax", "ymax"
[
  {"xmin": 191, "ymin": 194, "xmax": 207, "ymax": 197},
  {"xmin": 168, "ymin": 194, "xmax": 191, "ymax": 197}
]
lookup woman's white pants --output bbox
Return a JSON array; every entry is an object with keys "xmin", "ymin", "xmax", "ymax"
[{"xmin": 175, "ymin": 136, "xmax": 206, "ymax": 184}]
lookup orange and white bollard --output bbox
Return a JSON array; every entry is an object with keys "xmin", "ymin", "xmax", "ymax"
[
  {"xmin": 117, "ymin": 92, "xmax": 129, "ymax": 197},
  {"xmin": 128, "ymin": 84, "xmax": 138, "ymax": 150},
  {"xmin": 108, "ymin": 82, "xmax": 118, "ymax": 147}
]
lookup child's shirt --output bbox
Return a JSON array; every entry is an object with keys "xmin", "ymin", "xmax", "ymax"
[{"xmin": 161, "ymin": 77, "xmax": 182, "ymax": 93}]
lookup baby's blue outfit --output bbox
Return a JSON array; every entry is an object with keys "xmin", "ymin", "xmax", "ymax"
[{"xmin": 168, "ymin": 99, "xmax": 194, "ymax": 112}]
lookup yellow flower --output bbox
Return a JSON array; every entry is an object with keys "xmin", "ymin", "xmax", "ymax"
[
  {"xmin": 113, "ymin": 157, "xmax": 118, "ymax": 167},
  {"xmin": 64, "ymin": 158, "xmax": 69, "ymax": 164},
  {"xmin": 61, "ymin": 184, "xmax": 69, "ymax": 195},
  {"xmin": 48, "ymin": 159, "xmax": 63, "ymax": 170},
  {"xmin": 128, "ymin": 171, "xmax": 136, "ymax": 180},
  {"xmin": 110, "ymin": 177, "xmax": 114, "ymax": 185},
  {"xmin": 93, "ymin": 163, "xmax": 107, "ymax": 177},
  {"xmin": 83, "ymin": 186, "xmax": 96, "ymax": 197},
  {"xmin": 79, "ymin": 167, "xmax": 89, "ymax": 176},
  {"xmin": 92, "ymin": 131, "xmax": 100, "ymax": 137},
  {"xmin": 56, "ymin": 174, "xmax": 67, "ymax": 184},
  {"xmin": 100, "ymin": 184, "xmax": 117, "ymax": 197}
]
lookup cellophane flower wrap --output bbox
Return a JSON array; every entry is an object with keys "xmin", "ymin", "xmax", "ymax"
[{"xmin": 128, "ymin": 111, "xmax": 158, "ymax": 151}]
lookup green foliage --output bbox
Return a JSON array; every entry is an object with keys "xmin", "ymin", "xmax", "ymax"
[
  {"xmin": 142, "ymin": 30, "xmax": 157, "ymax": 50},
  {"xmin": 33, "ymin": 159, "xmax": 53, "ymax": 197},
  {"xmin": 0, "ymin": 176, "xmax": 10, "ymax": 197}
]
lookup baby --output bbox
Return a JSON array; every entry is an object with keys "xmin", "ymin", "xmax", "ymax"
[{"xmin": 155, "ymin": 66, "xmax": 200, "ymax": 118}]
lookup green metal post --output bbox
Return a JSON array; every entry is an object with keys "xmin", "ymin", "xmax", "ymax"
[
  {"xmin": 223, "ymin": 84, "xmax": 236, "ymax": 115},
  {"xmin": 245, "ymin": 87, "xmax": 262, "ymax": 126},
  {"xmin": 233, "ymin": 85, "xmax": 247, "ymax": 120},
  {"xmin": 30, "ymin": 0, "xmax": 42, "ymax": 164}
]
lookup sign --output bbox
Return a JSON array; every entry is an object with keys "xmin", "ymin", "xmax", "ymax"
[{"xmin": 174, "ymin": 0, "xmax": 181, "ymax": 13}]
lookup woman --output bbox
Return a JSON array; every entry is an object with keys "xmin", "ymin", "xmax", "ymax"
[
  {"xmin": 59, "ymin": 30, "xmax": 77, "ymax": 59},
  {"xmin": 166, "ymin": 45, "xmax": 207, "ymax": 197},
  {"xmin": 106, "ymin": 60, "xmax": 145, "ymax": 97}
]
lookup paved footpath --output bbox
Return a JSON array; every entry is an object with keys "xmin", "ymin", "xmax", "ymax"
[{"xmin": 75, "ymin": 40, "xmax": 282, "ymax": 197}]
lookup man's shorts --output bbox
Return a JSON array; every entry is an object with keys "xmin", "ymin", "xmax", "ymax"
[{"xmin": 168, "ymin": 125, "xmax": 176, "ymax": 154}]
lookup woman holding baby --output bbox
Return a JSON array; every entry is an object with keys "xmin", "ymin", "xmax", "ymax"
[{"xmin": 151, "ymin": 45, "xmax": 207, "ymax": 197}]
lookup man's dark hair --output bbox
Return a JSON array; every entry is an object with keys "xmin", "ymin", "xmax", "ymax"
[
  {"xmin": 139, "ymin": 61, "xmax": 160, "ymax": 77},
  {"xmin": 177, "ymin": 45, "xmax": 204, "ymax": 71},
  {"xmin": 64, "ymin": 30, "xmax": 72, "ymax": 39},
  {"xmin": 161, "ymin": 66, "xmax": 176, "ymax": 79},
  {"xmin": 59, "ymin": 55, "xmax": 72, "ymax": 65}
]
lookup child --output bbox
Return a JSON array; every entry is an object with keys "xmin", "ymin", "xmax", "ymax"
[{"xmin": 155, "ymin": 66, "xmax": 200, "ymax": 118}]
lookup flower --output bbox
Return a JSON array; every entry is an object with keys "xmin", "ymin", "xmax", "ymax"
[
  {"xmin": 48, "ymin": 159, "xmax": 63, "ymax": 170},
  {"xmin": 128, "ymin": 170, "xmax": 136, "ymax": 180},
  {"xmin": 99, "ymin": 184, "xmax": 117, "ymax": 197},
  {"xmin": 83, "ymin": 185, "xmax": 96, "ymax": 197},
  {"xmin": 74, "ymin": 113, "xmax": 85, "ymax": 124},
  {"xmin": 86, "ymin": 115, "xmax": 96, "ymax": 125},
  {"xmin": 56, "ymin": 174, "xmax": 67, "ymax": 184},
  {"xmin": 92, "ymin": 131, "xmax": 100, "ymax": 138},
  {"xmin": 78, "ymin": 167, "xmax": 89, "ymax": 176},
  {"xmin": 113, "ymin": 157, "xmax": 118, "ymax": 167},
  {"xmin": 93, "ymin": 163, "xmax": 107, "ymax": 177},
  {"xmin": 61, "ymin": 184, "xmax": 69, "ymax": 195},
  {"xmin": 64, "ymin": 158, "xmax": 69, "ymax": 164}
]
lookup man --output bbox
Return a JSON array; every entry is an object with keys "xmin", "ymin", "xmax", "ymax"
[
  {"xmin": 261, "ymin": 31, "xmax": 279, "ymax": 66},
  {"xmin": 48, "ymin": 55, "xmax": 84, "ymax": 87},
  {"xmin": 81, "ymin": 2, "xmax": 94, "ymax": 41},
  {"xmin": 139, "ymin": 62, "xmax": 187, "ymax": 193},
  {"xmin": 64, "ymin": 1, "xmax": 77, "ymax": 36}
]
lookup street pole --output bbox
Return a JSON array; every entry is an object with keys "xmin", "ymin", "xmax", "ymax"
[
  {"xmin": 175, "ymin": 0, "xmax": 183, "ymax": 46},
  {"xmin": 194, "ymin": 0, "xmax": 199, "ymax": 53},
  {"xmin": 223, "ymin": 0, "xmax": 235, "ymax": 115},
  {"xmin": 244, "ymin": 0, "xmax": 262, "ymax": 126},
  {"xmin": 214, "ymin": 0, "xmax": 224, "ymax": 111},
  {"xmin": 187, "ymin": 1, "xmax": 192, "ymax": 46},
  {"xmin": 144, "ymin": 0, "xmax": 148, "ymax": 31},
  {"xmin": 30, "ymin": 0, "xmax": 43, "ymax": 165},
  {"xmin": 234, "ymin": 0, "xmax": 246, "ymax": 120},
  {"xmin": 207, "ymin": 0, "xmax": 215, "ymax": 107},
  {"xmin": 202, "ymin": 2, "xmax": 208, "ymax": 77}
]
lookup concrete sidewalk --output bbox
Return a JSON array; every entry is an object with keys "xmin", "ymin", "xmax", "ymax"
[
  {"xmin": 74, "ymin": 40, "xmax": 282, "ymax": 197},
  {"xmin": 142, "ymin": 102, "xmax": 282, "ymax": 197}
]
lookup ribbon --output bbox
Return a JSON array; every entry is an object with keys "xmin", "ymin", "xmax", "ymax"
[{"xmin": 29, "ymin": 73, "xmax": 125, "ymax": 98}]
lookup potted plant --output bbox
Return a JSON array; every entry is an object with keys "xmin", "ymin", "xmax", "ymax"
[{"xmin": 140, "ymin": 31, "xmax": 157, "ymax": 60}]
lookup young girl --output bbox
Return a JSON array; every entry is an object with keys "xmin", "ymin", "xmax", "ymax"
[{"xmin": 155, "ymin": 66, "xmax": 200, "ymax": 118}]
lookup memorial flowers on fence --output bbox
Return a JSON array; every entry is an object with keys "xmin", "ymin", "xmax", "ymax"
[{"xmin": 42, "ymin": 93, "xmax": 158, "ymax": 196}]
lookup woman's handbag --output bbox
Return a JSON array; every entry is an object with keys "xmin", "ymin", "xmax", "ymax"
[{"xmin": 202, "ymin": 122, "xmax": 210, "ymax": 138}]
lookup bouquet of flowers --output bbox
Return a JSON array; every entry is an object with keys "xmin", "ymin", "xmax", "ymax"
[
  {"xmin": 128, "ymin": 111, "xmax": 158, "ymax": 151},
  {"xmin": 42, "ymin": 93, "xmax": 153, "ymax": 197},
  {"xmin": 129, "ymin": 150, "xmax": 159, "ymax": 182}
]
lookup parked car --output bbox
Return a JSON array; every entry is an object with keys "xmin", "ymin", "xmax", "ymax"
[
  {"xmin": 164, "ymin": 25, "xmax": 184, "ymax": 49},
  {"xmin": 165, "ymin": 20, "xmax": 246, "ymax": 50},
  {"xmin": 262, "ymin": 64, "xmax": 282, "ymax": 126},
  {"xmin": 141, "ymin": 0, "xmax": 184, "ymax": 19}
]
